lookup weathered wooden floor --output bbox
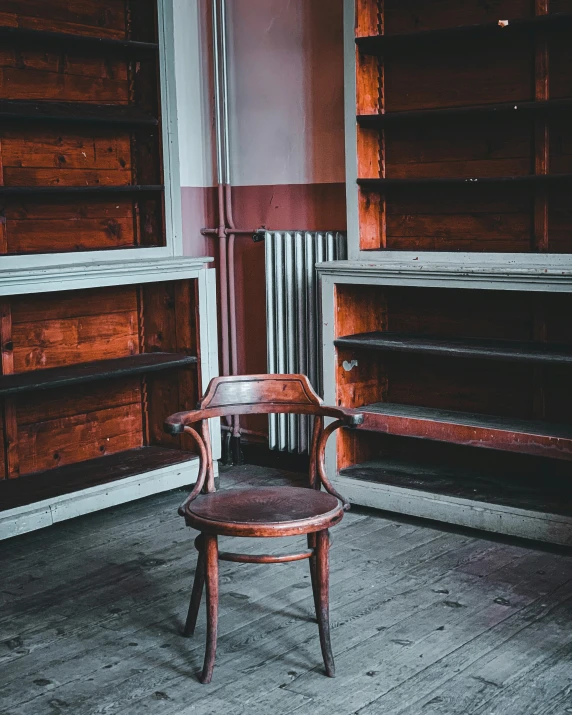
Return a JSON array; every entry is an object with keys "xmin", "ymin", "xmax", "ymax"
[{"xmin": 1, "ymin": 464, "xmax": 572, "ymax": 715}]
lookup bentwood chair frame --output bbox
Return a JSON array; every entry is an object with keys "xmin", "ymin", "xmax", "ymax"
[{"xmin": 164, "ymin": 374, "xmax": 364, "ymax": 684}]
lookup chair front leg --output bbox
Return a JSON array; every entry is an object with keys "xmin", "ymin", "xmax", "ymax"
[
  {"xmin": 200, "ymin": 533, "xmax": 219, "ymax": 684},
  {"xmin": 307, "ymin": 533, "xmax": 320, "ymax": 622},
  {"xmin": 183, "ymin": 534, "xmax": 205, "ymax": 638},
  {"xmin": 315, "ymin": 529, "xmax": 335, "ymax": 677}
]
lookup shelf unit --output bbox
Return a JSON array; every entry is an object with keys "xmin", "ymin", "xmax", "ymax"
[
  {"xmin": 357, "ymin": 98, "xmax": 572, "ymax": 127},
  {"xmin": 346, "ymin": 0, "xmax": 572, "ymax": 256},
  {"xmin": 0, "ymin": 99, "xmax": 158, "ymax": 127},
  {"xmin": 0, "ymin": 25, "xmax": 159, "ymax": 53},
  {"xmin": 0, "ymin": 0, "xmax": 166, "ymax": 257},
  {"xmin": 355, "ymin": 12, "xmax": 572, "ymax": 54},
  {"xmin": 320, "ymin": 261, "xmax": 572, "ymax": 545},
  {"xmin": 325, "ymin": 0, "xmax": 572, "ymax": 546},
  {"xmin": 335, "ymin": 332, "xmax": 572, "ymax": 364},
  {"xmin": 0, "ymin": 353, "xmax": 197, "ymax": 397},
  {"xmin": 0, "ymin": 261, "xmax": 219, "ymax": 540},
  {"xmin": 0, "ymin": 2, "xmax": 219, "ymax": 540}
]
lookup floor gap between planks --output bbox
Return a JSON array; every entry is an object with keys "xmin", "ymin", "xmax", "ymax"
[{"xmin": 1, "ymin": 463, "xmax": 571, "ymax": 715}]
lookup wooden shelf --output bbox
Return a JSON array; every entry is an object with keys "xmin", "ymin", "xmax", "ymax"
[
  {"xmin": 357, "ymin": 98, "xmax": 572, "ymax": 128},
  {"xmin": 339, "ymin": 457, "xmax": 572, "ymax": 517},
  {"xmin": 335, "ymin": 332, "xmax": 572, "ymax": 365},
  {"xmin": 0, "ymin": 447, "xmax": 196, "ymax": 512},
  {"xmin": 357, "ymin": 403, "xmax": 572, "ymax": 460},
  {"xmin": 356, "ymin": 13, "xmax": 572, "ymax": 55},
  {"xmin": 0, "ymin": 25, "xmax": 158, "ymax": 54},
  {"xmin": 0, "ymin": 185, "xmax": 164, "ymax": 197},
  {"xmin": 358, "ymin": 175, "xmax": 572, "ymax": 189},
  {"xmin": 0, "ymin": 100, "xmax": 158, "ymax": 127},
  {"xmin": 0, "ymin": 353, "xmax": 196, "ymax": 397}
]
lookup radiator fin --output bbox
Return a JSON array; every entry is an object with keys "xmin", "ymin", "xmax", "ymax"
[{"xmin": 266, "ymin": 231, "xmax": 347, "ymax": 453}]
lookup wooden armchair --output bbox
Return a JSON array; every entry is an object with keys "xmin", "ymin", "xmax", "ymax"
[{"xmin": 164, "ymin": 374, "xmax": 363, "ymax": 684}]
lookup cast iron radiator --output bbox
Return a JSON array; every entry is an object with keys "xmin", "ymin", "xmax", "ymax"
[{"xmin": 265, "ymin": 231, "xmax": 347, "ymax": 453}]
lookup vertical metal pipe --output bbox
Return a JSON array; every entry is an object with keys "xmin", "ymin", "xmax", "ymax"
[
  {"xmin": 212, "ymin": 0, "xmax": 226, "ymax": 186},
  {"xmin": 220, "ymin": 0, "xmax": 232, "ymax": 188},
  {"xmin": 217, "ymin": 184, "xmax": 230, "ymax": 378},
  {"xmin": 220, "ymin": 0, "xmax": 240, "ymax": 441}
]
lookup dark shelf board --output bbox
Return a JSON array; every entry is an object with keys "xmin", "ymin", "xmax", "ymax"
[
  {"xmin": 357, "ymin": 98, "xmax": 572, "ymax": 127},
  {"xmin": 0, "ymin": 353, "xmax": 197, "ymax": 397},
  {"xmin": 0, "ymin": 100, "xmax": 158, "ymax": 127},
  {"xmin": 0, "ymin": 185, "xmax": 164, "ymax": 197},
  {"xmin": 357, "ymin": 174, "xmax": 572, "ymax": 189},
  {"xmin": 356, "ymin": 13, "xmax": 572, "ymax": 55},
  {"xmin": 335, "ymin": 332, "xmax": 572, "ymax": 365},
  {"xmin": 0, "ymin": 25, "xmax": 158, "ymax": 54},
  {"xmin": 340, "ymin": 458, "xmax": 572, "ymax": 517},
  {"xmin": 0, "ymin": 447, "xmax": 197, "ymax": 512},
  {"xmin": 357, "ymin": 402, "xmax": 572, "ymax": 460}
]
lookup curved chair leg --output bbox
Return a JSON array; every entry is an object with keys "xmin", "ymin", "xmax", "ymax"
[
  {"xmin": 315, "ymin": 529, "xmax": 335, "ymax": 677},
  {"xmin": 200, "ymin": 534, "xmax": 219, "ymax": 684},
  {"xmin": 183, "ymin": 535, "xmax": 205, "ymax": 637},
  {"xmin": 307, "ymin": 533, "xmax": 320, "ymax": 622}
]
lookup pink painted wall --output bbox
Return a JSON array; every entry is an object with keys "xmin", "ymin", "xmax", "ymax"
[{"xmin": 175, "ymin": 0, "xmax": 346, "ymax": 411}]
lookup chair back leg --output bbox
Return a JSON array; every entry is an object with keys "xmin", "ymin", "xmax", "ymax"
[
  {"xmin": 315, "ymin": 529, "xmax": 335, "ymax": 677},
  {"xmin": 184, "ymin": 534, "xmax": 206, "ymax": 637},
  {"xmin": 200, "ymin": 534, "xmax": 219, "ymax": 684}
]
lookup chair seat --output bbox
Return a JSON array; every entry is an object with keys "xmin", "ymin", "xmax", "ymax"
[{"xmin": 182, "ymin": 486, "xmax": 344, "ymax": 537}]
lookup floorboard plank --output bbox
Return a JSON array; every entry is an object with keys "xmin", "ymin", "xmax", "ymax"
[{"xmin": 1, "ymin": 464, "xmax": 571, "ymax": 715}]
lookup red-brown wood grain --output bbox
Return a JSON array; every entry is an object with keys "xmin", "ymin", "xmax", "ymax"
[
  {"xmin": 0, "ymin": 300, "xmax": 19, "ymax": 478},
  {"xmin": 0, "ymin": 0, "xmax": 163, "ymax": 256},
  {"xmin": 333, "ymin": 281, "xmax": 572, "ymax": 477},
  {"xmin": 0, "ymin": 0, "xmax": 128, "ymax": 39},
  {"xmin": 354, "ymin": 0, "xmax": 572, "ymax": 252}
]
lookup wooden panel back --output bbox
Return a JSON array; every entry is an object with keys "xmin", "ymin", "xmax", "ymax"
[
  {"xmin": 354, "ymin": 0, "xmax": 572, "ymax": 252},
  {"xmin": 335, "ymin": 284, "xmax": 572, "ymax": 470},
  {"xmin": 0, "ymin": 0, "xmax": 164, "ymax": 256},
  {"xmin": 143, "ymin": 280, "xmax": 200, "ymax": 452},
  {"xmin": 335, "ymin": 284, "xmax": 388, "ymax": 469},
  {"xmin": 11, "ymin": 286, "xmax": 138, "ymax": 372},
  {"xmin": 0, "ymin": 0, "xmax": 128, "ymax": 38},
  {"xmin": 384, "ymin": 0, "xmax": 532, "ymax": 33},
  {"xmin": 6, "ymin": 286, "xmax": 144, "ymax": 477}
]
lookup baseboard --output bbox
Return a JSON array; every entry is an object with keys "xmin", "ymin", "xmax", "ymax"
[
  {"xmin": 0, "ymin": 457, "xmax": 216, "ymax": 541},
  {"xmin": 335, "ymin": 474, "xmax": 572, "ymax": 547}
]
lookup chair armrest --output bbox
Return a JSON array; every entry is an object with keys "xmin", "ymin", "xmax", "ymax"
[
  {"xmin": 165, "ymin": 405, "xmax": 363, "ymax": 436},
  {"xmin": 316, "ymin": 410, "xmax": 364, "ymax": 511},
  {"xmin": 164, "ymin": 408, "xmax": 210, "ymax": 435},
  {"xmin": 330, "ymin": 407, "xmax": 364, "ymax": 428}
]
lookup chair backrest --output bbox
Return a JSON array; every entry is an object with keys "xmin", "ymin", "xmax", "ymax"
[
  {"xmin": 167, "ymin": 374, "xmax": 362, "ymax": 505},
  {"xmin": 197, "ymin": 374, "xmax": 324, "ymax": 418}
]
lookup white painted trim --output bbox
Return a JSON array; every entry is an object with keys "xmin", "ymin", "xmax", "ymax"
[
  {"xmin": 0, "ymin": 0, "xmax": 186, "ymax": 273},
  {"xmin": 0, "ymin": 257, "xmax": 213, "ymax": 296},
  {"xmin": 317, "ymin": 259, "xmax": 572, "ymax": 292},
  {"xmin": 318, "ymin": 268, "xmax": 572, "ymax": 545},
  {"xmin": 198, "ymin": 266, "xmax": 222, "ymax": 461},
  {"xmin": 334, "ymin": 475, "xmax": 572, "ymax": 546},
  {"xmin": 320, "ymin": 274, "xmax": 338, "ymax": 480},
  {"xmin": 0, "ymin": 456, "xmax": 220, "ymax": 541},
  {"xmin": 344, "ymin": 0, "xmax": 361, "ymax": 262},
  {"xmin": 157, "ymin": 0, "xmax": 183, "ymax": 257}
]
